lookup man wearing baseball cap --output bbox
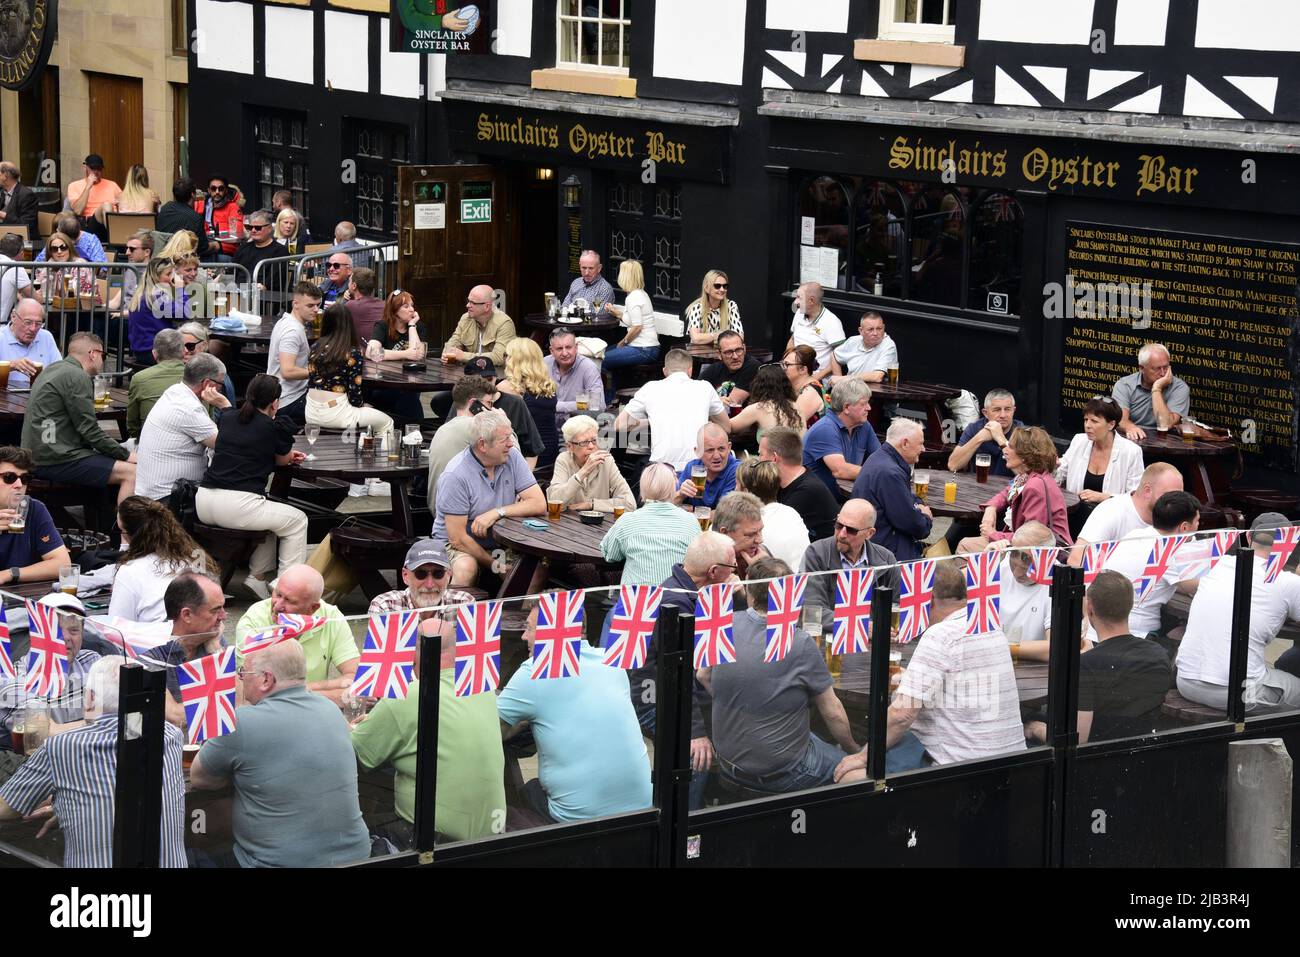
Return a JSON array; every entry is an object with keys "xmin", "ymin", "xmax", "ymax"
[
  {"xmin": 368, "ymin": 538, "xmax": 476, "ymax": 618},
  {"xmin": 1178, "ymin": 512, "xmax": 1300, "ymax": 713},
  {"xmin": 65, "ymin": 154, "xmax": 121, "ymax": 241}
]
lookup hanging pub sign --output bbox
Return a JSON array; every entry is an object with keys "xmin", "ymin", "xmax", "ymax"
[
  {"xmin": 0, "ymin": 0, "xmax": 55, "ymax": 92},
  {"xmin": 390, "ymin": 1, "xmax": 490, "ymax": 54}
]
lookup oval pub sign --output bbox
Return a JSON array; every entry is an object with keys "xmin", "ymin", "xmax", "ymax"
[{"xmin": 0, "ymin": 0, "xmax": 54, "ymax": 92}]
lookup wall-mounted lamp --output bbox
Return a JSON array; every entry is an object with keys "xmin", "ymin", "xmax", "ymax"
[{"xmin": 561, "ymin": 174, "xmax": 582, "ymax": 210}]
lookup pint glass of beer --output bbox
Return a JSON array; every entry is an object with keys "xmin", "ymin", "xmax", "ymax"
[
  {"xmin": 59, "ymin": 564, "xmax": 80, "ymax": 595},
  {"xmin": 913, "ymin": 471, "xmax": 930, "ymax": 501},
  {"xmin": 974, "ymin": 454, "xmax": 992, "ymax": 484},
  {"xmin": 696, "ymin": 506, "xmax": 711, "ymax": 532},
  {"xmin": 8, "ymin": 495, "xmax": 29, "ymax": 534},
  {"xmin": 613, "ymin": 505, "xmax": 625, "ymax": 520},
  {"xmin": 547, "ymin": 488, "xmax": 564, "ymax": 520},
  {"xmin": 1179, "ymin": 423, "xmax": 1196, "ymax": 443},
  {"xmin": 691, "ymin": 465, "xmax": 707, "ymax": 496},
  {"xmin": 0, "ymin": 360, "xmax": 11, "ymax": 391},
  {"xmin": 576, "ymin": 393, "xmax": 589, "ymax": 412},
  {"xmin": 887, "ymin": 363, "xmax": 899, "ymax": 385}
]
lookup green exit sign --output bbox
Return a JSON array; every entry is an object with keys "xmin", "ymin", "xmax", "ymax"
[{"xmin": 461, "ymin": 199, "xmax": 492, "ymax": 223}]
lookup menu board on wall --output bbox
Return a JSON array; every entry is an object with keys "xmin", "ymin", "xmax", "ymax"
[{"xmin": 1059, "ymin": 222, "xmax": 1300, "ymax": 470}]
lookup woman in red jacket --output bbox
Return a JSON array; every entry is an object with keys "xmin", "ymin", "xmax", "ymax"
[{"xmin": 958, "ymin": 426, "xmax": 1072, "ymax": 552}]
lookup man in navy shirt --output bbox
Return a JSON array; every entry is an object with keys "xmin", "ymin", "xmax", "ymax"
[
  {"xmin": 947, "ymin": 388, "xmax": 1023, "ymax": 479},
  {"xmin": 673, "ymin": 423, "xmax": 738, "ymax": 509},
  {"xmin": 802, "ymin": 378, "xmax": 880, "ymax": 498},
  {"xmin": 851, "ymin": 418, "xmax": 933, "ymax": 563},
  {"xmin": 0, "ymin": 447, "xmax": 71, "ymax": 590}
]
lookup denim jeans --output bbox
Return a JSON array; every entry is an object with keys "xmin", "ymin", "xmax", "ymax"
[
  {"xmin": 718, "ymin": 734, "xmax": 847, "ymax": 793},
  {"xmin": 602, "ymin": 344, "xmax": 659, "ymax": 369},
  {"xmin": 638, "ymin": 707, "xmax": 710, "ymax": 811}
]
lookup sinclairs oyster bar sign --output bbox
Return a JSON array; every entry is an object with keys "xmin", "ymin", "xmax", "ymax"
[
  {"xmin": 0, "ymin": 0, "xmax": 54, "ymax": 92},
  {"xmin": 390, "ymin": 1, "xmax": 490, "ymax": 54}
]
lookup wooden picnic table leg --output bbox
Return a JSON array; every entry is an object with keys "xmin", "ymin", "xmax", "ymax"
[
  {"xmin": 924, "ymin": 400, "xmax": 947, "ymax": 446},
  {"xmin": 392, "ymin": 478, "xmax": 415, "ymax": 540},
  {"xmin": 496, "ymin": 552, "xmax": 540, "ymax": 600}
]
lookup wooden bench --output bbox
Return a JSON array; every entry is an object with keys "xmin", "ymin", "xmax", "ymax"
[
  {"xmin": 328, "ymin": 525, "xmax": 411, "ymax": 600},
  {"xmin": 1160, "ymin": 687, "xmax": 1227, "ymax": 724},
  {"xmin": 192, "ymin": 523, "xmax": 268, "ymax": 590}
]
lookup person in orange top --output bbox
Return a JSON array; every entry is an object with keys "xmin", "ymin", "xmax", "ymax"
[{"xmin": 65, "ymin": 154, "xmax": 121, "ymax": 241}]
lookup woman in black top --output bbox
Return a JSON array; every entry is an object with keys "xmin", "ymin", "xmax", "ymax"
[
  {"xmin": 195, "ymin": 374, "xmax": 309, "ymax": 600},
  {"xmin": 365, "ymin": 290, "xmax": 426, "ymax": 423},
  {"xmin": 305, "ymin": 302, "xmax": 394, "ymax": 442}
]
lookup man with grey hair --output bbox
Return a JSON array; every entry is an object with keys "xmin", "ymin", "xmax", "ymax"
[
  {"xmin": 233, "ymin": 207, "xmax": 289, "ymax": 297},
  {"xmin": 617, "ymin": 347, "xmax": 729, "ymax": 470},
  {"xmin": 852, "ymin": 417, "xmax": 932, "ymax": 562},
  {"xmin": 191, "ymin": 640, "xmax": 371, "ymax": 867},
  {"xmin": 786, "ymin": 281, "xmax": 845, "ymax": 383},
  {"xmin": 127, "ymin": 328, "xmax": 186, "ymax": 437},
  {"xmin": 0, "ymin": 655, "xmax": 187, "ymax": 867},
  {"xmin": 0, "ymin": 231, "xmax": 32, "ymax": 329},
  {"xmin": 135, "ymin": 349, "xmax": 231, "ymax": 502},
  {"xmin": 544, "ymin": 327, "xmax": 604, "ymax": 428},
  {"xmin": 1112, "ymin": 342, "xmax": 1190, "ymax": 441},
  {"xmin": 0, "ymin": 160, "xmax": 38, "ymax": 230},
  {"xmin": 948, "ymin": 388, "xmax": 1024, "ymax": 478},
  {"xmin": 0, "ymin": 298, "xmax": 60, "ymax": 389},
  {"xmin": 602, "ymin": 462, "xmax": 702, "ymax": 586},
  {"xmin": 431, "ymin": 408, "xmax": 546, "ymax": 586},
  {"xmin": 673, "ymin": 422, "xmax": 738, "ymax": 508},
  {"xmin": 802, "ymin": 377, "xmax": 880, "ymax": 495},
  {"xmin": 713, "ymin": 490, "xmax": 768, "ymax": 576},
  {"xmin": 560, "ymin": 249, "xmax": 615, "ymax": 314}
]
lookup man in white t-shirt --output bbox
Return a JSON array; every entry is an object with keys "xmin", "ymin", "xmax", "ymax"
[
  {"xmin": 1178, "ymin": 512, "xmax": 1300, "ymax": 713},
  {"xmin": 786, "ymin": 282, "xmax": 845, "ymax": 383},
  {"xmin": 1069, "ymin": 462, "xmax": 1183, "ymax": 566},
  {"xmin": 1000, "ymin": 522, "xmax": 1055, "ymax": 649},
  {"xmin": 267, "ymin": 282, "xmax": 319, "ymax": 427},
  {"xmin": 615, "ymin": 348, "xmax": 729, "ymax": 471},
  {"xmin": 831, "ymin": 311, "xmax": 896, "ymax": 384},
  {"xmin": 135, "ymin": 354, "xmax": 231, "ymax": 503},
  {"xmin": 833, "ymin": 559, "xmax": 1025, "ymax": 778},
  {"xmin": 1085, "ymin": 490, "xmax": 1201, "ymax": 644}
]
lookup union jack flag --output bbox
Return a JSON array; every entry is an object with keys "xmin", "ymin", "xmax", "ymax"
[
  {"xmin": 1133, "ymin": 535, "xmax": 1189, "ymax": 602},
  {"xmin": 693, "ymin": 583, "xmax": 735, "ymax": 668},
  {"xmin": 1170, "ymin": 531, "xmax": 1240, "ymax": 581},
  {"xmin": 240, "ymin": 612, "xmax": 330, "ymax": 655},
  {"xmin": 454, "ymin": 601, "xmax": 501, "ymax": 697},
  {"xmin": 0, "ymin": 605, "xmax": 12, "ymax": 680},
  {"xmin": 764, "ymin": 574, "xmax": 807, "ymax": 663},
  {"xmin": 532, "ymin": 589, "xmax": 585, "ymax": 680},
  {"xmin": 1081, "ymin": 541, "xmax": 1118, "ymax": 585},
  {"xmin": 350, "ymin": 612, "xmax": 419, "ymax": 699},
  {"xmin": 176, "ymin": 647, "xmax": 238, "ymax": 744},
  {"xmin": 603, "ymin": 585, "xmax": 662, "ymax": 670},
  {"xmin": 1264, "ymin": 525, "xmax": 1300, "ymax": 584},
  {"xmin": 897, "ymin": 559, "xmax": 935, "ymax": 643},
  {"xmin": 1025, "ymin": 547, "xmax": 1059, "ymax": 586},
  {"xmin": 964, "ymin": 552, "xmax": 1002, "ymax": 636},
  {"xmin": 23, "ymin": 600, "xmax": 66, "ymax": 700},
  {"xmin": 832, "ymin": 567, "xmax": 874, "ymax": 655}
]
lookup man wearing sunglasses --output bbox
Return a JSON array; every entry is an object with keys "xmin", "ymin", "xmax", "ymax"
[
  {"xmin": 368, "ymin": 539, "xmax": 475, "ymax": 619},
  {"xmin": 193, "ymin": 174, "xmax": 244, "ymax": 258},
  {"xmin": 318, "ymin": 254, "xmax": 353, "ymax": 306},
  {"xmin": 0, "ymin": 446, "xmax": 71, "ymax": 590},
  {"xmin": 799, "ymin": 498, "xmax": 899, "ymax": 632},
  {"xmin": 233, "ymin": 210, "xmax": 289, "ymax": 292}
]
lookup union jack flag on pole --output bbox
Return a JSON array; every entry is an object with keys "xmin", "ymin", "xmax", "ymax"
[
  {"xmin": 532, "ymin": 589, "xmax": 585, "ymax": 680},
  {"xmin": 603, "ymin": 585, "xmax": 662, "ymax": 670},
  {"xmin": 350, "ymin": 612, "xmax": 419, "ymax": 699},
  {"xmin": 693, "ymin": 583, "xmax": 736, "ymax": 668},
  {"xmin": 1081, "ymin": 541, "xmax": 1118, "ymax": 585},
  {"xmin": 176, "ymin": 647, "xmax": 238, "ymax": 744},
  {"xmin": 1264, "ymin": 525, "xmax": 1300, "ymax": 584},
  {"xmin": 1025, "ymin": 547, "xmax": 1059, "ymax": 586},
  {"xmin": 1133, "ymin": 535, "xmax": 1189, "ymax": 602},
  {"xmin": 897, "ymin": 559, "xmax": 936, "ymax": 643},
  {"xmin": 964, "ymin": 552, "xmax": 1003, "ymax": 636},
  {"xmin": 764, "ymin": 574, "xmax": 807, "ymax": 663},
  {"xmin": 0, "ymin": 605, "xmax": 12, "ymax": 680},
  {"xmin": 454, "ymin": 601, "xmax": 502, "ymax": 697},
  {"xmin": 832, "ymin": 567, "xmax": 874, "ymax": 655},
  {"xmin": 24, "ymin": 600, "xmax": 66, "ymax": 700}
]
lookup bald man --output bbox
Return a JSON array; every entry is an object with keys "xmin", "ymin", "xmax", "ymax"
[
  {"xmin": 673, "ymin": 422, "xmax": 738, "ymax": 508},
  {"xmin": 442, "ymin": 284, "xmax": 516, "ymax": 366},
  {"xmin": 799, "ymin": 498, "xmax": 899, "ymax": 631}
]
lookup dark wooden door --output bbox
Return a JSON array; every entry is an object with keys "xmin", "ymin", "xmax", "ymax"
[
  {"xmin": 87, "ymin": 73, "xmax": 143, "ymax": 187},
  {"xmin": 397, "ymin": 165, "xmax": 519, "ymax": 345}
]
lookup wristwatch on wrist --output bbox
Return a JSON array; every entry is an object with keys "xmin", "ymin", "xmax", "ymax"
[
  {"xmin": 8, "ymin": 566, "xmax": 18, "ymax": 583},
  {"xmin": 497, "ymin": 507, "xmax": 507, "ymax": 520}
]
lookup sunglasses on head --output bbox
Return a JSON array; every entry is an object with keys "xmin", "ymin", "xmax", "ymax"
[
  {"xmin": 411, "ymin": 565, "xmax": 448, "ymax": 581},
  {"xmin": 0, "ymin": 471, "xmax": 28, "ymax": 484}
]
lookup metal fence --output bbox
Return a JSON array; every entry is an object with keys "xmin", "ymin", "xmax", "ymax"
[{"xmin": 250, "ymin": 241, "xmax": 398, "ymax": 319}]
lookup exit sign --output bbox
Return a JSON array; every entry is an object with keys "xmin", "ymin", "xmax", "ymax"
[{"xmin": 461, "ymin": 199, "xmax": 492, "ymax": 223}]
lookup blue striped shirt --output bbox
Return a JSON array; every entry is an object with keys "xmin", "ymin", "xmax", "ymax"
[
  {"xmin": 600, "ymin": 501, "xmax": 702, "ymax": 586},
  {"xmin": 0, "ymin": 713, "xmax": 187, "ymax": 867}
]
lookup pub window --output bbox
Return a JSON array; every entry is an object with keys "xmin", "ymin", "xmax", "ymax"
[
  {"xmin": 968, "ymin": 191, "xmax": 1023, "ymax": 316},
  {"xmin": 852, "ymin": 180, "xmax": 906, "ymax": 297},
  {"xmin": 908, "ymin": 185, "xmax": 965, "ymax": 308},
  {"xmin": 252, "ymin": 107, "xmax": 310, "ymax": 222},
  {"xmin": 558, "ymin": 0, "xmax": 631, "ymax": 72},
  {"xmin": 345, "ymin": 118, "xmax": 410, "ymax": 238},
  {"xmin": 878, "ymin": 0, "xmax": 958, "ymax": 43},
  {"xmin": 798, "ymin": 176, "xmax": 851, "ymax": 291},
  {"xmin": 606, "ymin": 175, "xmax": 681, "ymax": 307}
]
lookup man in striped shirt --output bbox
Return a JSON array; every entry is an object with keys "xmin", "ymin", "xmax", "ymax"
[
  {"xmin": 135, "ymin": 353, "xmax": 232, "ymax": 504},
  {"xmin": 0, "ymin": 655, "xmax": 187, "ymax": 867},
  {"xmin": 368, "ymin": 539, "xmax": 475, "ymax": 619}
]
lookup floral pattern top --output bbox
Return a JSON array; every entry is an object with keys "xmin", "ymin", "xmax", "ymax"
[{"xmin": 308, "ymin": 347, "xmax": 365, "ymax": 407}]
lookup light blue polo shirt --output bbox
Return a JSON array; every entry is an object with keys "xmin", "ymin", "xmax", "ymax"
[
  {"xmin": 0, "ymin": 324, "xmax": 62, "ymax": 389},
  {"xmin": 496, "ymin": 643, "xmax": 652, "ymax": 823},
  {"xmin": 431, "ymin": 445, "xmax": 538, "ymax": 551}
]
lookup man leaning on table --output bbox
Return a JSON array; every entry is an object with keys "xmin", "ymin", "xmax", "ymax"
[
  {"xmin": 0, "ymin": 299, "xmax": 61, "ymax": 390},
  {"xmin": 443, "ymin": 284, "xmax": 516, "ymax": 365},
  {"xmin": 1111, "ymin": 342, "xmax": 1191, "ymax": 442}
]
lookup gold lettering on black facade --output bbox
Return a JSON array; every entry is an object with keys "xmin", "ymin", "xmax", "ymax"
[
  {"xmin": 0, "ymin": 0, "xmax": 50, "ymax": 92},
  {"xmin": 888, "ymin": 135, "xmax": 1007, "ymax": 178}
]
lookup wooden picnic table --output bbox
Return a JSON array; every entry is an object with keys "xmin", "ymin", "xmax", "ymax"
[
  {"xmin": 837, "ymin": 469, "xmax": 1081, "ymax": 523},
  {"xmin": 866, "ymin": 380, "xmax": 961, "ymax": 446},
  {"xmin": 491, "ymin": 509, "xmax": 620, "ymax": 597},
  {"xmin": 1136, "ymin": 431, "xmax": 1238, "ymax": 506},
  {"xmin": 834, "ymin": 640, "xmax": 1050, "ymax": 710},
  {"xmin": 0, "ymin": 385, "xmax": 128, "ymax": 436},
  {"xmin": 361, "ymin": 358, "xmax": 463, "ymax": 393}
]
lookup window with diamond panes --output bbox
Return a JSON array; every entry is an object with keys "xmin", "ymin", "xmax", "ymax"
[
  {"xmin": 606, "ymin": 176, "xmax": 681, "ymax": 308},
  {"xmin": 346, "ymin": 118, "xmax": 410, "ymax": 238},
  {"xmin": 252, "ymin": 108, "xmax": 310, "ymax": 222}
]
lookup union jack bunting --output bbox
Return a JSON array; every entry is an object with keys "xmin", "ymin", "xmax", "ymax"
[
  {"xmin": 454, "ymin": 601, "xmax": 502, "ymax": 697},
  {"xmin": 693, "ymin": 583, "xmax": 736, "ymax": 668},
  {"xmin": 532, "ymin": 589, "xmax": 585, "ymax": 680},
  {"xmin": 764, "ymin": 574, "xmax": 807, "ymax": 663},
  {"xmin": 1133, "ymin": 535, "xmax": 1190, "ymax": 602},
  {"xmin": 240, "ymin": 612, "xmax": 330, "ymax": 655},
  {"xmin": 1025, "ymin": 547, "xmax": 1059, "ymax": 586},
  {"xmin": 1264, "ymin": 525, "xmax": 1300, "ymax": 584},
  {"xmin": 0, "ymin": 605, "xmax": 12, "ymax": 680},
  {"xmin": 603, "ymin": 585, "xmax": 662, "ymax": 670},
  {"xmin": 349, "ymin": 612, "xmax": 419, "ymax": 699},
  {"xmin": 1170, "ymin": 531, "xmax": 1240, "ymax": 581},
  {"xmin": 278, "ymin": 613, "xmax": 328, "ymax": 637},
  {"xmin": 832, "ymin": 567, "xmax": 874, "ymax": 655},
  {"xmin": 24, "ymin": 600, "xmax": 66, "ymax": 700},
  {"xmin": 1081, "ymin": 541, "xmax": 1118, "ymax": 585},
  {"xmin": 964, "ymin": 552, "xmax": 1002, "ymax": 636},
  {"xmin": 897, "ymin": 559, "xmax": 936, "ymax": 643},
  {"xmin": 176, "ymin": 647, "xmax": 238, "ymax": 744}
]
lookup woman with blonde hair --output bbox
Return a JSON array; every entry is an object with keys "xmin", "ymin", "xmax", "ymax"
[
  {"xmin": 602, "ymin": 259, "xmax": 659, "ymax": 369},
  {"xmin": 158, "ymin": 229, "xmax": 199, "ymax": 260},
  {"xmin": 113, "ymin": 164, "xmax": 160, "ymax": 215},
  {"xmin": 684, "ymin": 268, "xmax": 743, "ymax": 345},
  {"xmin": 127, "ymin": 256, "xmax": 187, "ymax": 365},
  {"xmin": 547, "ymin": 414, "xmax": 636, "ymax": 514},
  {"xmin": 496, "ymin": 337, "xmax": 559, "ymax": 467},
  {"xmin": 735, "ymin": 458, "xmax": 810, "ymax": 571},
  {"xmin": 275, "ymin": 207, "xmax": 303, "ymax": 254}
]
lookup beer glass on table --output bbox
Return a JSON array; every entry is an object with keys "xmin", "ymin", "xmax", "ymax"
[
  {"xmin": 0, "ymin": 360, "xmax": 11, "ymax": 391},
  {"xmin": 612, "ymin": 504, "xmax": 626, "ymax": 521},
  {"xmin": 887, "ymin": 363, "xmax": 899, "ymax": 386},
  {"xmin": 547, "ymin": 487, "xmax": 564, "ymax": 521},
  {"xmin": 913, "ymin": 471, "xmax": 930, "ymax": 501},
  {"xmin": 93, "ymin": 375, "xmax": 109, "ymax": 409},
  {"xmin": 1179, "ymin": 423, "xmax": 1196, "ymax": 444},
  {"xmin": 576, "ymin": 393, "xmax": 589, "ymax": 412},
  {"xmin": 695, "ymin": 506, "xmax": 711, "ymax": 532},
  {"xmin": 974, "ymin": 454, "xmax": 992, "ymax": 484},
  {"xmin": 59, "ymin": 564, "xmax": 80, "ymax": 596}
]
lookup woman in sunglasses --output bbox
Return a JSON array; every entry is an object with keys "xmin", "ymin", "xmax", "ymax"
[
  {"xmin": 126, "ymin": 257, "xmax": 188, "ymax": 366},
  {"xmin": 34, "ymin": 232, "xmax": 100, "ymax": 306},
  {"xmin": 684, "ymin": 269, "xmax": 743, "ymax": 346}
]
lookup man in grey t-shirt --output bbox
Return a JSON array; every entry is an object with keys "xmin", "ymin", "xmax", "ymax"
[
  {"xmin": 191, "ymin": 641, "xmax": 370, "ymax": 868},
  {"xmin": 267, "ymin": 282, "xmax": 319, "ymax": 426},
  {"xmin": 697, "ymin": 557, "xmax": 859, "ymax": 793},
  {"xmin": 1111, "ymin": 342, "xmax": 1190, "ymax": 442}
]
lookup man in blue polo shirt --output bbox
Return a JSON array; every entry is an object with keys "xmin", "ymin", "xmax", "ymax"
[
  {"xmin": 802, "ymin": 377, "xmax": 879, "ymax": 497},
  {"xmin": 673, "ymin": 422, "xmax": 738, "ymax": 509},
  {"xmin": 0, "ymin": 446, "xmax": 70, "ymax": 590},
  {"xmin": 0, "ymin": 300, "xmax": 61, "ymax": 391},
  {"xmin": 947, "ymin": 387, "xmax": 1023, "ymax": 479}
]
